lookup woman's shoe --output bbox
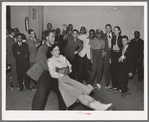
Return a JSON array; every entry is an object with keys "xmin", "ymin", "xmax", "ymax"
[
  {"xmin": 96, "ymin": 83, "xmax": 101, "ymax": 90},
  {"xmin": 92, "ymin": 101, "xmax": 113, "ymax": 111}
]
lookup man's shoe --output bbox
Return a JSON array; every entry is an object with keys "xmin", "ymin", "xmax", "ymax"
[
  {"xmin": 9, "ymin": 84, "xmax": 15, "ymax": 90},
  {"xmin": 121, "ymin": 89, "xmax": 131, "ymax": 99},
  {"xmin": 105, "ymin": 83, "xmax": 110, "ymax": 89},
  {"xmin": 113, "ymin": 88, "xmax": 122, "ymax": 93},
  {"xmin": 31, "ymin": 86, "xmax": 37, "ymax": 91},
  {"xmin": 109, "ymin": 86, "xmax": 117, "ymax": 92}
]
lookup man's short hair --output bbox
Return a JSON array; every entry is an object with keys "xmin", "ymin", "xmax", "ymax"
[
  {"xmin": 72, "ymin": 29, "xmax": 79, "ymax": 34},
  {"xmin": 8, "ymin": 28, "xmax": 15, "ymax": 35},
  {"xmin": 89, "ymin": 29, "xmax": 95, "ymax": 34},
  {"xmin": 28, "ymin": 29, "xmax": 34, "ymax": 34},
  {"xmin": 105, "ymin": 24, "xmax": 112, "ymax": 28}
]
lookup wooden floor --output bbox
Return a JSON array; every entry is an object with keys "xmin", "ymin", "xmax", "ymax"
[{"xmin": 6, "ymin": 72, "xmax": 144, "ymax": 111}]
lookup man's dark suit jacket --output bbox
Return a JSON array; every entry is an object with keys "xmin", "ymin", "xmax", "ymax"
[
  {"xmin": 27, "ymin": 43, "xmax": 49, "ymax": 81},
  {"xmin": 118, "ymin": 45, "xmax": 136, "ymax": 74},
  {"xmin": 12, "ymin": 42, "xmax": 29, "ymax": 68},
  {"xmin": 6, "ymin": 36, "xmax": 15, "ymax": 64},
  {"xmin": 63, "ymin": 35, "xmax": 83, "ymax": 60},
  {"xmin": 102, "ymin": 32, "xmax": 115, "ymax": 53},
  {"xmin": 129, "ymin": 38, "xmax": 144, "ymax": 60},
  {"xmin": 55, "ymin": 34, "xmax": 67, "ymax": 49}
]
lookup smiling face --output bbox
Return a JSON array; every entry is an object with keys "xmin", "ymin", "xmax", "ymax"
[
  {"xmin": 30, "ymin": 31, "xmax": 36, "ymax": 38},
  {"xmin": 114, "ymin": 27, "xmax": 120, "ymax": 36},
  {"xmin": 122, "ymin": 37, "xmax": 128, "ymax": 46},
  {"xmin": 72, "ymin": 30, "xmax": 78, "ymax": 38},
  {"xmin": 17, "ymin": 35, "xmax": 23, "ymax": 43},
  {"xmin": 106, "ymin": 25, "xmax": 112, "ymax": 34},
  {"xmin": 89, "ymin": 30, "xmax": 95, "ymax": 39},
  {"xmin": 51, "ymin": 46, "xmax": 60, "ymax": 57},
  {"xmin": 46, "ymin": 32, "xmax": 55, "ymax": 45},
  {"xmin": 47, "ymin": 23, "xmax": 52, "ymax": 31}
]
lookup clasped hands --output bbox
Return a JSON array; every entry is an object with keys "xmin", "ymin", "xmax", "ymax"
[
  {"xmin": 118, "ymin": 55, "xmax": 126, "ymax": 62},
  {"xmin": 56, "ymin": 66, "xmax": 70, "ymax": 75}
]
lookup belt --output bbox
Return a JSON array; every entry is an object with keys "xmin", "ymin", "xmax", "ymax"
[
  {"xmin": 93, "ymin": 49, "xmax": 103, "ymax": 51},
  {"xmin": 113, "ymin": 50, "xmax": 120, "ymax": 52}
]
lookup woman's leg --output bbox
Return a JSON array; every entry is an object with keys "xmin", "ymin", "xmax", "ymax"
[{"xmin": 78, "ymin": 94, "xmax": 112, "ymax": 110}]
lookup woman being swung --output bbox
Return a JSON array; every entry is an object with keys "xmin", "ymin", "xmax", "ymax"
[{"xmin": 47, "ymin": 44, "xmax": 112, "ymax": 110}]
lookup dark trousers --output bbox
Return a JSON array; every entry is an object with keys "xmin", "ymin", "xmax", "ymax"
[
  {"xmin": 32, "ymin": 70, "xmax": 66, "ymax": 110},
  {"xmin": 10, "ymin": 61, "xmax": 18, "ymax": 86},
  {"xmin": 103, "ymin": 50, "xmax": 111, "ymax": 85},
  {"xmin": 68, "ymin": 54, "xmax": 80, "ymax": 81},
  {"xmin": 116, "ymin": 70, "xmax": 129, "ymax": 93},
  {"xmin": 136, "ymin": 60, "xmax": 144, "ymax": 80},
  {"xmin": 111, "ymin": 51, "xmax": 121, "ymax": 87},
  {"xmin": 89, "ymin": 50, "xmax": 104, "ymax": 85},
  {"xmin": 16, "ymin": 65, "xmax": 30, "ymax": 89},
  {"xmin": 78, "ymin": 55, "xmax": 91, "ymax": 83}
]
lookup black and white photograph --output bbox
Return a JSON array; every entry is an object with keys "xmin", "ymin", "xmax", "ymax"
[{"xmin": 2, "ymin": 1, "xmax": 148, "ymax": 120}]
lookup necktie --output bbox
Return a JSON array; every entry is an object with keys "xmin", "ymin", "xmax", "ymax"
[{"xmin": 109, "ymin": 34, "xmax": 111, "ymax": 38}]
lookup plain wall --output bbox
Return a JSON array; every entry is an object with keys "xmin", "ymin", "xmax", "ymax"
[
  {"xmin": 11, "ymin": 6, "xmax": 43, "ymax": 40},
  {"xmin": 11, "ymin": 6, "xmax": 29, "ymax": 36},
  {"xmin": 44, "ymin": 6, "xmax": 144, "ymax": 39}
]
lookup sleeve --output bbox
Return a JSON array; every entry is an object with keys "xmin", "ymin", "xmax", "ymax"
[
  {"xmin": 47, "ymin": 59, "xmax": 64, "ymax": 79},
  {"xmin": 77, "ymin": 40, "xmax": 83, "ymax": 53},
  {"xmin": 65, "ymin": 58, "xmax": 72, "ymax": 73},
  {"xmin": 38, "ymin": 50, "xmax": 49, "ymax": 71},
  {"xmin": 12, "ymin": 44, "xmax": 19, "ymax": 58},
  {"xmin": 129, "ymin": 48, "xmax": 136, "ymax": 74},
  {"xmin": 102, "ymin": 40, "xmax": 106, "ymax": 50},
  {"xmin": 26, "ymin": 39, "xmax": 37, "ymax": 54}
]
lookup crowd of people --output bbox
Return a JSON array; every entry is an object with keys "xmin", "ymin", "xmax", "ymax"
[{"xmin": 6, "ymin": 23, "xmax": 144, "ymax": 110}]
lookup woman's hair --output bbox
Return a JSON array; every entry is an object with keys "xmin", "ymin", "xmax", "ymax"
[
  {"xmin": 114, "ymin": 26, "xmax": 121, "ymax": 35},
  {"xmin": 28, "ymin": 29, "xmax": 34, "ymax": 34},
  {"xmin": 46, "ymin": 43, "xmax": 59, "ymax": 59}
]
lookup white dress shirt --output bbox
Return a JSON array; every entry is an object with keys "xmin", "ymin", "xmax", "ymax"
[
  {"xmin": 78, "ymin": 34, "xmax": 91, "ymax": 59},
  {"xmin": 107, "ymin": 33, "xmax": 112, "ymax": 48}
]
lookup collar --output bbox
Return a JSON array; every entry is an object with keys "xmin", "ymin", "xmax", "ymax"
[
  {"xmin": 46, "ymin": 42, "xmax": 51, "ymax": 47},
  {"xmin": 10, "ymin": 35, "xmax": 13, "ymax": 38}
]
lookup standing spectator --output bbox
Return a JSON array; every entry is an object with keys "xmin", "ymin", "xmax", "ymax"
[
  {"xmin": 77, "ymin": 26, "xmax": 91, "ymax": 84},
  {"xmin": 63, "ymin": 29, "xmax": 83, "ymax": 80},
  {"xmin": 44, "ymin": 23, "xmax": 52, "ymax": 33},
  {"xmin": 109, "ymin": 26, "xmax": 123, "ymax": 91},
  {"xmin": 62, "ymin": 24, "xmax": 73, "ymax": 37},
  {"xmin": 55, "ymin": 28, "xmax": 66, "ymax": 54},
  {"xmin": 102, "ymin": 24, "xmax": 115, "ymax": 89},
  {"xmin": 12, "ymin": 33, "xmax": 31, "ymax": 91},
  {"xmin": 6, "ymin": 28, "xmax": 18, "ymax": 89},
  {"xmin": 130, "ymin": 31, "xmax": 144, "ymax": 81},
  {"xmin": 89, "ymin": 29, "xmax": 106, "ymax": 89},
  {"xmin": 116, "ymin": 35, "xmax": 135, "ymax": 98},
  {"xmin": 26, "ymin": 29, "xmax": 41, "ymax": 90}
]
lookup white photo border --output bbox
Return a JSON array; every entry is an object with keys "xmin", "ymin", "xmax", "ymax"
[{"xmin": 2, "ymin": 2, "xmax": 148, "ymax": 120}]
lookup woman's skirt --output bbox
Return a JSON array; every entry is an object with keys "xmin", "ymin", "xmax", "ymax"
[{"xmin": 58, "ymin": 75, "xmax": 94, "ymax": 107}]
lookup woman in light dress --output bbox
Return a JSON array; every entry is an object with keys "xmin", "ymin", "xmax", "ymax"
[{"xmin": 47, "ymin": 44, "xmax": 112, "ymax": 110}]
